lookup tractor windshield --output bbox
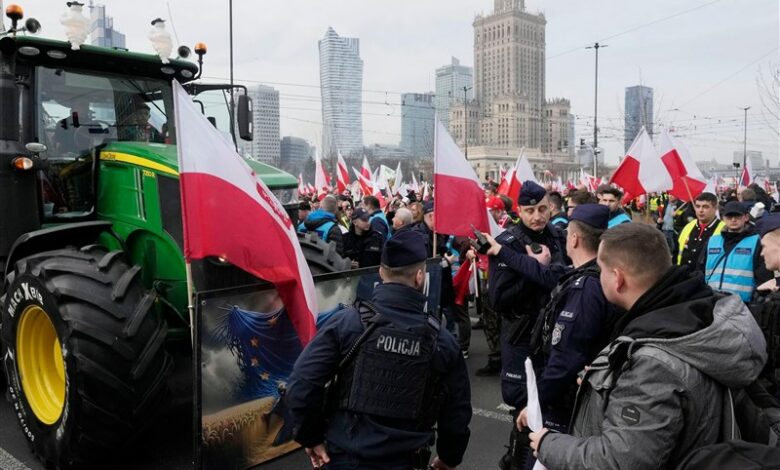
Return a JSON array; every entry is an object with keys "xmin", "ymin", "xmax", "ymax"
[
  {"xmin": 35, "ymin": 66, "xmax": 174, "ymax": 218},
  {"xmin": 37, "ymin": 66, "xmax": 174, "ymax": 157}
]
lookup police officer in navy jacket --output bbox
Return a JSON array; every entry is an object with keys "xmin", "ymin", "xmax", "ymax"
[{"xmin": 286, "ymin": 229, "xmax": 471, "ymax": 470}]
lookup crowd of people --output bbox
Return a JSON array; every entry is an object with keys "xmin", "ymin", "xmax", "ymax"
[{"xmin": 286, "ymin": 179, "xmax": 780, "ymax": 470}]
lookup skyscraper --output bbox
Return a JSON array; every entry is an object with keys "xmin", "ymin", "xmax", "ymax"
[
  {"xmin": 435, "ymin": 57, "xmax": 473, "ymax": 130},
  {"xmin": 624, "ymin": 85, "xmax": 654, "ymax": 152},
  {"xmin": 400, "ymin": 92, "xmax": 435, "ymax": 158},
  {"xmin": 473, "ymin": 0, "xmax": 546, "ymax": 149},
  {"xmin": 239, "ymin": 85, "xmax": 280, "ymax": 165},
  {"xmin": 319, "ymin": 27, "xmax": 364, "ymax": 158},
  {"xmin": 280, "ymin": 136, "xmax": 312, "ymax": 175},
  {"xmin": 88, "ymin": 2, "xmax": 125, "ymax": 49}
]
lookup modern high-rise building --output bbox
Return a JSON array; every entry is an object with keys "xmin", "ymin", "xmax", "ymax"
[
  {"xmin": 400, "ymin": 92, "xmax": 435, "ymax": 158},
  {"xmin": 239, "ymin": 85, "xmax": 280, "ymax": 165},
  {"xmin": 473, "ymin": 0, "xmax": 546, "ymax": 149},
  {"xmin": 280, "ymin": 136, "xmax": 312, "ymax": 175},
  {"xmin": 88, "ymin": 2, "xmax": 125, "ymax": 49},
  {"xmin": 733, "ymin": 150, "xmax": 765, "ymax": 170},
  {"xmin": 624, "ymin": 85, "xmax": 654, "ymax": 152},
  {"xmin": 435, "ymin": 57, "xmax": 473, "ymax": 130},
  {"xmin": 319, "ymin": 27, "xmax": 364, "ymax": 157}
]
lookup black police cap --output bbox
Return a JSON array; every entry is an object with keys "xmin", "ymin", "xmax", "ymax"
[
  {"xmin": 570, "ymin": 203, "xmax": 610, "ymax": 230},
  {"xmin": 757, "ymin": 213, "xmax": 780, "ymax": 238},
  {"xmin": 518, "ymin": 181, "xmax": 547, "ymax": 206},
  {"xmin": 380, "ymin": 229, "xmax": 428, "ymax": 267},
  {"xmin": 423, "ymin": 201, "xmax": 434, "ymax": 214}
]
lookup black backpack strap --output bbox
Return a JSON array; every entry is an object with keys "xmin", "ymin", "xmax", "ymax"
[{"xmin": 338, "ymin": 300, "xmax": 382, "ymax": 371}]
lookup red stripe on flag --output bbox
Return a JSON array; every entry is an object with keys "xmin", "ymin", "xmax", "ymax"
[{"xmin": 434, "ymin": 173, "xmax": 491, "ymax": 237}]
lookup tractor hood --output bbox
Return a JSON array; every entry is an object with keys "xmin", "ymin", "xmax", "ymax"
[{"xmin": 100, "ymin": 142, "xmax": 298, "ymax": 189}]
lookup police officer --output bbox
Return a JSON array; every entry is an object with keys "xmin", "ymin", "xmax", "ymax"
[
  {"xmin": 515, "ymin": 204, "xmax": 619, "ymax": 437},
  {"xmin": 286, "ymin": 229, "xmax": 471, "ymax": 470},
  {"xmin": 697, "ymin": 200, "xmax": 772, "ymax": 302},
  {"xmin": 342, "ymin": 208, "xmax": 385, "ymax": 268},
  {"xmin": 482, "ymin": 181, "xmax": 566, "ymax": 470}
]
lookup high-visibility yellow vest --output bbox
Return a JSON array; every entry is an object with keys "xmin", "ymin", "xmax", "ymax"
[{"xmin": 677, "ymin": 219, "xmax": 725, "ymax": 265}]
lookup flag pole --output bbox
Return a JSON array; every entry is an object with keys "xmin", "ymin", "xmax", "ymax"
[
  {"xmin": 185, "ymin": 261, "xmax": 196, "ymax": 347},
  {"xmin": 472, "ymin": 260, "xmax": 480, "ymax": 298},
  {"xmin": 682, "ymin": 177, "xmax": 695, "ymax": 202}
]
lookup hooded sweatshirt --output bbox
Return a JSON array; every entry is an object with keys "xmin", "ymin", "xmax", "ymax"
[
  {"xmin": 538, "ymin": 267, "xmax": 767, "ymax": 470},
  {"xmin": 300, "ymin": 209, "xmax": 343, "ymax": 255}
]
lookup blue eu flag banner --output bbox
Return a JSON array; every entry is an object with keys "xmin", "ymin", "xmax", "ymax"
[{"xmin": 216, "ymin": 306, "xmax": 303, "ymax": 400}]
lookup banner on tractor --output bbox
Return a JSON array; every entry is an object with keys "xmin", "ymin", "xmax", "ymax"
[{"xmin": 194, "ymin": 260, "xmax": 443, "ymax": 470}]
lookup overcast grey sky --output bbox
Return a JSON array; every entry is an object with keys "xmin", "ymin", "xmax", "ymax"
[{"xmin": 19, "ymin": 0, "xmax": 780, "ymax": 166}]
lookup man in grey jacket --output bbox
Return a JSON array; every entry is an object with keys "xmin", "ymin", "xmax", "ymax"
[{"xmin": 531, "ymin": 223, "xmax": 767, "ymax": 469}]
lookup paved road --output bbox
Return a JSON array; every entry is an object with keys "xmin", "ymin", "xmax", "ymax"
[{"xmin": 1, "ymin": 324, "xmax": 513, "ymax": 470}]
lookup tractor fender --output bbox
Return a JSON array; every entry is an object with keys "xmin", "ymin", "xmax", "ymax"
[{"xmin": 3, "ymin": 221, "xmax": 113, "ymax": 289}]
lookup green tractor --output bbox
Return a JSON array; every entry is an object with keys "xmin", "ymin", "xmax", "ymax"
[{"xmin": 0, "ymin": 11, "xmax": 347, "ymax": 470}]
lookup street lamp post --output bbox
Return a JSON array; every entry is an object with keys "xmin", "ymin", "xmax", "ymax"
[
  {"xmin": 733, "ymin": 162, "xmax": 741, "ymax": 189},
  {"xmin": 463, "ymin": 85, "xmax": 473, "ymax": 158},
  {"xmin": 741, "ymin": 106, "xmax": 750, "ymax": 170},
  {"xmin": 586, "ymin": 42, "xmax": 607, "ymax": 177}
]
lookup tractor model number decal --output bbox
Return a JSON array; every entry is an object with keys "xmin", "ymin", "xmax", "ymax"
[{"xmin": 7, "ymin": 282, "xmax": 44, "ymax": 318}]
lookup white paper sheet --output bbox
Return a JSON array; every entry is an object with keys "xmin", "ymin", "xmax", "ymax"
[{"xmin": 525, "ymin": 357, "xmax": 548, "ymax": 470}]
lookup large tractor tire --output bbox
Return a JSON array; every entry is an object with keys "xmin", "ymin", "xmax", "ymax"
[
  {"xmin": 0, "ymin": 245, "xmax": 172, "ymax": 469},
  {"xmin": 297, "ymin": 232, "xmax": 351, "ymax": 274}
]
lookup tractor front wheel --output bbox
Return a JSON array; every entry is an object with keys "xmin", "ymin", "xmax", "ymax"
[{"xmin": 0, "ymin": 245, "xmax": 171, "ymax": 469}]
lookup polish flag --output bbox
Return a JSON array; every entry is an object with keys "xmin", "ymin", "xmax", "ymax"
[
  {"xmin": 173, "ymin": 80, "xmax": 318, "ymax": 345},
  {"xmin": 361, "ymin": 155, "xmax": 373, "ymax": 180},
  {"xmin": 336, "ymin": 151, "xmax": 350, "ymax": 193},
  {"xmin": 609, "ymin": 127, "xmax": 672, "ymax": 201},
  {"xmin": 297, "ymin": 173, "xmax": 305, "ymax": 196},
  {"xmin": 353, "ymin": 166, "xmax": 373, "ymax": 195},
  {"xmin": 496, "ymin": 166, "xmax": 514, "ymax": 195},
  {"xmin": 580, "ymin": 169, "xmax": 600, "ymax": 192},
  {"xmin": 314, "ymin": 149, "xmax": 330, "ymax": 199},
  {"xmin": 506, "ymin": 151, "xmax": 537, "ymax": 208},
  {"xmin": 355, "ymin": 170, "xmax": 387, "ymax": 208},
  {"xmin": 659, "ymin": 130, "xmax": 707, "ymax": 201},
  {"xmin": 434, "ymin": 120, "xmax": 501, "ymax": 238},
  {"xmin": 740, "ymin": 157, "xmax": 753, "ymax": 187},
  {"xmin": 306, "ymin": 183, "xmax": 316, "ymax": 196}
]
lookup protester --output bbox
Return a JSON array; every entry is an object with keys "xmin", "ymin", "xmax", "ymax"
[
  {"xmin": 342, "ymin": 208, "xmax": 385, "ymax": 268},
  {"xmin": 363, "ymin": 195, "xmax": 391, "ymax": 239},
  {"xmin": 337, "ymin": 198, "xmax": 353, "ymax": 230},
  {"xmin": 298, "ymin": 195, "xmax": 344, "ymax": 254},
  {"xmin": 677, "ymin": 192, "xmax": 724, "ymax": 270},
  {"xmin": 286, "ymin": 229, "xmax": 471, "ymax": 470},
  {"xmin": 409, "ymin": 201, "xmax": 424, "ymax": 224},
  {"xmin": 392, "ymin": 207, "xmax": 414, "ymax": 231},
  {"xmin": 298, "ymin": 200, "xmax": 312, "ymax": 225},
  {"xmin": 697, "ymin": 200, "xmax": 772, "ymax": 302},
  {"xmin": 548, "ymin": 191, "xmax": 568, "ymax": 229},
  {"xmin": 596, "ymin": 185, "xmax": 631, "ymax": 228},
  {"xmin": 531, "ymin": 223, "xmax": 766, "ymax": 470},
  {"xmin": 566, "ymin": 190, "xmax": 597, "ymax": 218},
  {"xmin": 658, "ymin": 193, "xmax": 679, "ymax": 255}
]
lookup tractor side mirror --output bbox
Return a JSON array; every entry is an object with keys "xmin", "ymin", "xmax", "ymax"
[{"xmin": 237, "ymin": 94, "xmax": 253, "ymax": 141}]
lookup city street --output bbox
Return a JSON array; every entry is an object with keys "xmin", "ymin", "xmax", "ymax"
[{"xmin": 1, "ymin": 323, "xmax": 514, "ymax": 470}]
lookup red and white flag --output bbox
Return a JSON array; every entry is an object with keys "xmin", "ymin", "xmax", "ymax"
[
  {"xmin": 610, "ymin": 127, "xmax": 672, "ymax": 201},
  {"xmin": 173, "ymin": 80, "xmax": 318, "ymax": 345},
  {"xmin": 307, "ymin": 183, "xmax": 316, "ymax": 196},
  {"xmin": 659, "ymin": 130, "xmax": 706, "ymax": 201},
  {"xmin": 434, "ymin": 120, "xmax": 501, "ymax": 238},
  {"xmin": 505, "ymin": 151, "xmax": 537, "ymax": 208},
  {"xmin": 740, "ymin": 157, "xmax": 753, "ymax": 187},
  {"xmin": 410, "ymin": 172, "xmax": 420, "ymax": 193},
  {"xmin": 361, "ymin": 155, "xmax": 373, "ymax": 180},
  {"xmin": 314, "ymin": 149, "xmax": 330, "ymax": 200},
  {"xmin": 497, "ymin": 166, "xmax": 514, "ymax": 195},
  {"xmin": 353, "ymin": 166, "xmax": 373, "ymax": 196},
  {"xmin": 336, "ymin": 151, "xmax": 350, "ymax": 193},
  {"xmin": 393, "ymin": 161, "xmax": 404, "ymax": 196}
]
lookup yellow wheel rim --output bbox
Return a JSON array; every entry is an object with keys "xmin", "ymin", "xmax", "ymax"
[{"xmin": 16, "ymin": 304, "xmax": 66, "ymax": 425}]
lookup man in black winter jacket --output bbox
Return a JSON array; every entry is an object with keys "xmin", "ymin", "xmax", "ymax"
[{"xmin": 342, "ymin": 208, "xmax": 385, "ymax": 268}]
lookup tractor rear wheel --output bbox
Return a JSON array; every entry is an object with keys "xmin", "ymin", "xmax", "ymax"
[{"xmin": 0, "ymin": 245, "xmax": 171, "ymax": 469}]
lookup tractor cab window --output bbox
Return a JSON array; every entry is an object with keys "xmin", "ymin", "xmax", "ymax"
[{"xmin": 35, "ymin": 67, "xmax": 173, "ymax": 218}]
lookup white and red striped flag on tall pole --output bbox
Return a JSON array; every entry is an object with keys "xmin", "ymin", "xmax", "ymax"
[
  {"xmin": 360, "ymin": 155, "xmax": 373, "ymax": 181},
  {"xmin": 173, "ymin": 80, "xmax": 318, "ymax": 345},
  {"xmin": 740, "ymin": 157, "xmax": 753, "ymax": 188},
  {"xmin": 659, "ymin": 130, "xmax": 706, "ymax": 201},
  {"xmin": 336, "ymin": 151, "xmax": 350, "ymax": 193},
  {"xmin": 298, "ymin": 172, "xmax": 305, "ymax": 196},
  {"xmin": 609, "ymin": 127, "xmax": 672, "ymax": 201},
  {"xmin": 505, "ymin": 150, "xmax": 536, "ymax": 208},
  {"xmin": 433, "ymin": 119, "xmax": 501, "ymax": 238}
]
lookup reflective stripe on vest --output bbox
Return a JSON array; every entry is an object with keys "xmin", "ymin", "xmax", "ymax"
[
  {"xmin": 551, "ymin": 215, "xmax": 569, "ymax": 228},
  {"xmin": 677, "ymin": 219, "xmax": 725, "ymax": 265},
  {"xmin": 704, "ymin": 233, "xmax": 758, "ymax": 301},
  {"xmin": 608, "ymin": 212, "xmax": 631, "ymax": 228},
  {"xmin": 298, "ymin": 220, "xmax": 335, "ymax": 242}
]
